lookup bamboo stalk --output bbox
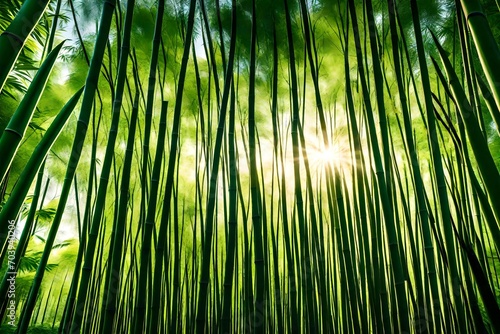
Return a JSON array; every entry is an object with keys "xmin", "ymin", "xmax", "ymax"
[{"xmin": 0, "ymin": 0, "xmax": 50, "ymax": 92}]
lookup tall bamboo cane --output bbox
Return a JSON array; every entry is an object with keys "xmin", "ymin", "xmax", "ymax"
[
  {"xmin": 147, "ymin": 0, "xmax": 197, "ymax": 331},
  {"xmin": 195, "ymin": 0, "xmax": 236, "ymax": 331},
  {"xmin": 0, "ymin": 0, "xmax": 50, "ymax": 92},
  {"xmin": 459, "ymin": 0, "xmax": 500, "ymax": 111}
]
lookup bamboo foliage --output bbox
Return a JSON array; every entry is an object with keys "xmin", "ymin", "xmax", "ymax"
[
  {"xmin": 1, "ymin": 0, "xmax": 500, "ymax": 333},
  {"xmin": 0, "ymin": 41, "xmax": 64, "ymax": 190},
  {"xmin": 0, "ymin": 0, "xmax": 50, "ymax": 92},
  {"xmin": 0, "ymin": 87, "xmax": 83, "ymax": 319}
]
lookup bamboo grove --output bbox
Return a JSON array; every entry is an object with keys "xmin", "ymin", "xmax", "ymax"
[{"xmin": 1, "ymin": 0, "xmax": 500, "ymax": 332}]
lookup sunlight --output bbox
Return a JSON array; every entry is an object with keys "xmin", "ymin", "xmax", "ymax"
[
  {"xmin": 309, "ymin": 141, "xmax": 351, "ymax": 169},
  {"xmin": 3, "ymin": 0, "xmax": 497, "ymax": 332}
]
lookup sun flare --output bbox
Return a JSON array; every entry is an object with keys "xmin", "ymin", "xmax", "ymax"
[{"xmin": 310, "ymin": 142, "xmax": 351, "ymax": 169}]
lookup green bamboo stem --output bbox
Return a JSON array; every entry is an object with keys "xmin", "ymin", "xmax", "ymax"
[
  {"xmin": 100, "ymin": 87, "xmax": 139, "ymax": 332},
  {"xmin": 0, "ymin": 41, "xmax": 64, "ymax": 190},
  {"xmin": 14, "ymin": 0, "xmax": 118, "ymax": 332},
  {"xmin": 59, "ymin": 175, "xmax": 86, "ymax": 334},
  {"xmin": 247, "ymin": 0, "xmax": 266, "ymax": 331},
  {"xmin": 220, "ymin": 82, "xmax": 238, "ymax": 333},
  {"xmin": 44, "ymin": 0, "xmax": 61, "ymax": 59},
  {"xmin": 196, "ymin": 0, "xmax": 237, "ymax": 330},
  {"xmin": 270, "ymin": 22, "xmax": 298, "ymax": 332},
  {"xmin": 138, "ymin": 0, "xmax": 165, "ymax": 231},
  {"xmin": 385, "ymin": 0, "xmax": 442, "ymax": 329},
  {"xmin": 133, "ymin": 100, "xmax": 168, "ymax": 333},
  {"xmin": 296, "ymin": 2, "xmax": 336, "ymax": 330},
  {"xmin": 0, "ymin": 86, "xmax": 82, "ymax": 277},
  {"xmin": 39, "ymin": 46, "xmax": 121, "ymax": 327},
  {"xmin": 93, "ymin": 2, "xmax": 136, "ymax": 332},
  {"xmin": 365, "ymin": 0, "xmax": 392, "ymax": 205},
  {"xmin": 0, "ymin": 94, "xmax": 80, "ymax": 323},
  {"xmin": 199, "ymin": 0, "xmax": 222, "ymax": 108},
  {"xmin": 459, "ymin": 0, "xmax": 500, "ymax": 112},
  {"xmin": 456, "ymin": 4, "xmax": 487, "ymax": 139},
  {"xmin": 451, "ymin": 215, "xmax": 500, "ymax": 332},
  {"xmin": 432, "ymin": 75, "xmax": 500, "ymax": 255},
  {"xmin": 349, "ymin": 0, "xmax": 409, "ymax": 330},
  {"xmin": 432, "ymin": 33, "xmax": 500, "ymax": 227},
  {"xmin": 148, "ymin": 0, "xmax": 197, "ymax": 331},
  {"xmin": 476, "ymin": 75, "xmax": 500, "ymax": 136},
  {"xmin": 410, "ymin": 0, "xmax": 466, "ymax": 330},
  {"xmin": 0, "ymin": 0, "xmax": 50, "ymax": 92},
  {"xmin": 282, "ymin": 0, "xmax": 317, "ymax": 330},
  {"xmin": 339, "ymin": 5, "xmax": 388, "ymax": 330}
]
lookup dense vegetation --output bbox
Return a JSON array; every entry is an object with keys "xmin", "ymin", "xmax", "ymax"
[{"xmin": 1, "ymin": 0, "xmax": 500, "ymax": 332}]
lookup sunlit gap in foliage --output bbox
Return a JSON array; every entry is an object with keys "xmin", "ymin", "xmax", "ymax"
[
  {"xmin": 1, "ymin": 0, "xmax": 500, "ymax": 333},
  {"xmin": 309, "ymin": 140, "xmax": 351, "ymax": 170}
]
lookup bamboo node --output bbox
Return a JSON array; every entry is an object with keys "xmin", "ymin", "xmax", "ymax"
[
  {"xmin": 1, "ymin": 31, "xmax": 24, "ymax": 46},
  {"xmin": 466, "ymin": 11, "xmax": 486, "ymax": 23},
  {"xmin": 104, "ymin": 0, "xmax": 116, "ymax": 8}
]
